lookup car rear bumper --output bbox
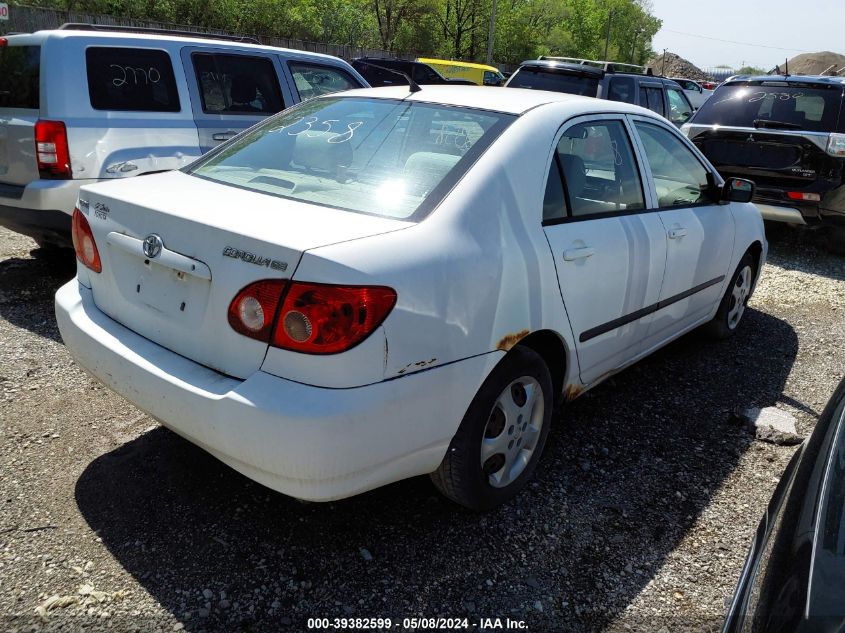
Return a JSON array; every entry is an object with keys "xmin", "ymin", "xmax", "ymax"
[
  {"xmin": 0, "ymin": 179, "xmax": 97, "ymax": 245},
  {"xmin": 55, "ymin": 280, "xmax": 499, "ymax": 501}
]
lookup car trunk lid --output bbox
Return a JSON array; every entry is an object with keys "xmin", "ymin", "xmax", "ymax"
[{"xmin": 81, "ymin": 170, "xmax": 410, "ymax": 379}]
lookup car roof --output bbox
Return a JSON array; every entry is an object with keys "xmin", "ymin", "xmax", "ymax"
[
  {"xmin": 518, "ymin": 59, "xmax": 605, "ymax": 77},
  {"xmin": 327, "ymin": 84, "xmax": 658, "ymax": 116},
  {"xmin": 723, "ymin": 74, "xmax": 845, "ymax": 86},
  {"xmin": 4, "ymin": 29, "xmax": 349, "ymax": 63}
]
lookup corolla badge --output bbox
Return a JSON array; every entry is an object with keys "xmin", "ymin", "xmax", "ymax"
[{"xmin": 142, "ymin": 234, "xmax": 164, "ymax": 259}]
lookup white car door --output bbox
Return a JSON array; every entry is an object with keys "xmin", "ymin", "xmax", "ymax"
[
  {"xmin": 542, "ymin": 115, "xmax": 667, "ymax": 385},
  {"xmin": 630, "ymin": 117, "xmax": 734, "ymax": 347}
]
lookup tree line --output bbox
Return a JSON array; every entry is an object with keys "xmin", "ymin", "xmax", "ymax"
[{"xmin": 29, "ymin": 0, "xmax": 661, "ymax": 65}]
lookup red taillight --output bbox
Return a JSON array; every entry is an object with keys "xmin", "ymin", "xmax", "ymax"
[
  {"xmin": 0, "ymin": 38, "xmax": 7, "ymax": 48},
  {"xmin": 34, "ymin": 120, "xmax": 71, "ymax": 179},
  {"xmin": 227, "ymin": 280, "xmax": 397, "ymax": 354},
  {"xmin": 272, "ymin": 282, "xmax": 396, "ymax": 354},
  {"xmin": 227, "ymin": 279, "xmax": 287, "ymax": 342},
  {"xmin": 71, "ymin": 208, "xmax": 102, "ymax": 273},
  {"xmin": 786, "ymin": 191, "xmax": 821, "ymax": 202}
]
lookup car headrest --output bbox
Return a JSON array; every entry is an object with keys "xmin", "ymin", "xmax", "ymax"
[
  {"xmin": 231, "ymin": 76, "xmax": 258, "ymax": 104},
  {"xmin": 558, "ymin": 154, "xmax": 586, "ymax": 198},
  {"xmin": 292, "ymin": 133, "xmax": 353, "ymax": 174},
  {"xmin": 404, "ymin": 152, "xmax": 461, "ymax": 195}
]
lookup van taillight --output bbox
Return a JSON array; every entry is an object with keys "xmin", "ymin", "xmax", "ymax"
[
  {"xmin": 34, "ymin": 120, "xmax": 71, "ymax": 179},
  {"xmin": 228, "ymin": 280, "xmax": 396, "ymax": 354},
  {"xmin": 71, "ymin": 208, "xmax": 102, "ymax": 273}
]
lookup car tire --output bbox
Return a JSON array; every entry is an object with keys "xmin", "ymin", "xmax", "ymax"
[
  {"xmin": 702, "ymin": 252, "xmax": 756, "ymax": 340},
  {"xmin": 430, "ymin": 346, "xmax": 553, "ymax": 511}
]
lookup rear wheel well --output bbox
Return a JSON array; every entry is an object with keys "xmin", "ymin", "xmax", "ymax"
[{"xmin": 513, "ymin": 330, "xmax": 568, "ymax": 406}]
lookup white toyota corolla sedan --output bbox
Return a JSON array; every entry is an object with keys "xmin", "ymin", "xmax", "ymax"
[{"xmin": 55, "ymin": 85, "xmax": 766, "ymax": 510}]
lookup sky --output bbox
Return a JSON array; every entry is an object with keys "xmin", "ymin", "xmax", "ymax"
[{"xmin": 649, "ymin": 0, "xmax": 843, "ymax": 70}]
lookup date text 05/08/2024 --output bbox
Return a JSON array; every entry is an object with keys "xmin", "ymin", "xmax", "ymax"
[{"xmin": 306, "ymin": 617, "xmax": 530, "ymax": 630}]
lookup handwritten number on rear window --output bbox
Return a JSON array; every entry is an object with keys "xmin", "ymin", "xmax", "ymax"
[{"xmin": 110, "ymin": 64, "xmax": 162, "ymax": 87}]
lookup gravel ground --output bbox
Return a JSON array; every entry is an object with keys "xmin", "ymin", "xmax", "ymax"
[{"xmin": 1, "ymin": 224, "xmax": 843, "ymax": 633}]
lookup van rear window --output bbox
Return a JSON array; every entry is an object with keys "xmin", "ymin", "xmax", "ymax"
[
  {"xmin": 0, "ymin": 46, "xmax": 40, "ymax": 109},
  {"xmin": 86, "ymin": 47, "xmax": 180, "ymax": 112}
]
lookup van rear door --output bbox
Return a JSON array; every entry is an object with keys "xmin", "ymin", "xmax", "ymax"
[
  {"xmin": 0, "ymin": 42, "xmax": 42, "ymax": 188},
  {"xmin": 181, "ymin": 47, "xmax": 294, "ymax": 153}
]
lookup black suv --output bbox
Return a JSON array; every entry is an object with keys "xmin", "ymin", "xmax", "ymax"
[
  {"xmin": 504, "ymin": 57, "xmax": 695, "ymax": 127},
  {"xmin": 351, "ymin": 57, "xmax": 475, "ymax": 87},
  {"xmin": 685, "ymin": 74, "xmax": 845, "ymax": 251}
]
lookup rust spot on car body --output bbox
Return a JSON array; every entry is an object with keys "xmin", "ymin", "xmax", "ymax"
[
  {"xmin": 563, "ymin": 383, "xmax": 584, "ymax": 402},
  {"xmin": 396, "ymin": 358, "xmax": 437, "ymax": 375},
  {"xmin": 496, "ymin": 329, "xmax": 530, "ymax": 351}
]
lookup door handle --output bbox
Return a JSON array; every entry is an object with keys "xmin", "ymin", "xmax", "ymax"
[
  {"xmin": 212, "ymin": 131, "xmax": 238, "ymax": 141},
  {"xmin": 668, "ymin": 228, "xmax": 688, "ymax": 239},
  {"xmin": 563, "ymin": 246, "xmax": 595, "ymax": 261}
]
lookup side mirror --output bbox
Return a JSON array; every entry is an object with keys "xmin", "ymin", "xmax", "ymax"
[{"xmin": 722, "ymin": 177, "xmax": 755, "ymax": 203}]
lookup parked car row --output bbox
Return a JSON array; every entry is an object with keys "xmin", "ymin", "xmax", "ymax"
[{"xmin": 504, "ymin": 56, "xmax": 697, "ymax": 127}]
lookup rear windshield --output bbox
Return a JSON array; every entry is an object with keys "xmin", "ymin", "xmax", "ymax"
[
  {"xmin": 691, "ymin": 83, "xmax": 844, "ymax": 133},
  {"xmin": 188, "ymin": 97, "xmax": 513, "ymax": 221},
  {"xmin": 507, "ymin": 67, "xmax": 599, "ymax": 97},
  {"xmin": 0, "ymin": 45, "xmax": 40, "ymax": 109}
]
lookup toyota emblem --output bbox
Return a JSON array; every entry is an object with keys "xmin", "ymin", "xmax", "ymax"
[{"xmin": 142, "ymin": 234, "xmax": 164, "ymax": 259}]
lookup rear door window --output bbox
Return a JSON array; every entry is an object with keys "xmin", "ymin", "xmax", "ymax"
[
  {"xmin": 0, "ymin": 45, "xmax": 40, "ymax": 109},
  {"xmin": 554, "ymin": 120, "xmax": 645, "ymax": 218},
  {"xmin": 639, "ymin": 86, "xmax": 665, "ymax": 117},
  {"xmin": 86, "ymin": 47, "xmax": 180, "ymax": 112},
  {"xmin": 288, "ymin": 62, "xmax": 361, "ymax": 100},
  {"xmin": 192, "ymin": 53, "xmax": 284, "ymax": 115},
  {"xmin": 607, "ymin": 77, "xmax": 636, "ymax": 104}
]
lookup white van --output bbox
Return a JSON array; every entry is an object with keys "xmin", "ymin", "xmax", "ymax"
[{"xmin": 0, "ymin": 25, "xmax": 368, "ymax": 248}]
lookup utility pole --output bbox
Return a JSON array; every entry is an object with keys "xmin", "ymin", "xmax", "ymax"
[
  {"xmin": 486, "ymin": 0, "xmax": 498, "ymax": 66},
  {"xmin": 661, "ymin": 48, "xmax": 667, "ymax": 75},
  {"xmin": 603, "ymin": 10, "xmax": 614, "ymax": 60}
]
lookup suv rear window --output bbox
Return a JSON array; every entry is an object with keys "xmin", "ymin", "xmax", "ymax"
[
  {"xmin": 507, "ymin": 68, "xmax": 599, "ymax": 97},
  {"xmin": 692, "ymin": 83, "xmax": 844, "ymax": 133},
  {"xmin": 0, "ymin": 45, "xmax": 40, "ymax": 109},
  {"xmin": 86, "ymin": 47, "xmax": 180, "ymax": 112}
]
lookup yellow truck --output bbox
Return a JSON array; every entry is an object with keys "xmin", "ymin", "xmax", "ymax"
[{"xmin": 417, "ymin": 58, "xmax": 506, "ymax": 86}]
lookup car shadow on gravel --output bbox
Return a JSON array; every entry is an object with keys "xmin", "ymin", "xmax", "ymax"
[
  {"xmin": 765, "ymin": 226, "xmax": 845, "ymax": 281},
  {"xmin": 74, "ymin": 307, "xmax": 797, "ymax": 632},
  {"xmin": 0, "ymin": 250, "xmax": 76, "ymax": 343}
]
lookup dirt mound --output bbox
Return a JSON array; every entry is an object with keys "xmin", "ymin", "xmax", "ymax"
[
  {"xmin": 647, "ymin": 52, "xmax": 710, "ymax": 80},
  {"xmin": 778, "ymin": 51, "xmax": 845, "ymax": 75}
]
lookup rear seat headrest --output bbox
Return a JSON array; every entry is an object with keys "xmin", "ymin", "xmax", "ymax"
[{"xmin": 292, "ymin": 133, "xmax": 353, "ymax": 173}]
